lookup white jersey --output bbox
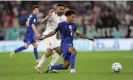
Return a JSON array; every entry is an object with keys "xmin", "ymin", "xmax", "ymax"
[
  {"xmin": 43, "ymin": 12, "xmax": 66, "ymax": 49},
  {"xmin": 46, "ymin": 12, "xmax": 66, "ymax": 31}
]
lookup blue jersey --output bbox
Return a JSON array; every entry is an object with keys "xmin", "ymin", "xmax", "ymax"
[
  {"xmin": 55, "ymin": 21, "xmax": 77, "ymax": 60},
  {"xmin": 23, "ymin": 14, "xmax": 38, "ymax": 44},
  {"xmin": 25, "ymin": 14, "xmax": 38, "ymax": 37},
  {"xmin": 55, "ymin": 21, "xmax": 77, "ymax": 44}
]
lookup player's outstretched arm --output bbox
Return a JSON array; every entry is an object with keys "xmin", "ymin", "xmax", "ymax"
[
  {"xmin": 40, "ymin": 9, "xmax": 53, "ymax": 24},
  {"xmin": 39, "ymin": 31, "xmax": 56, "ymax": 40},
  {"xmin": 75, "ymin": 30, "xmax": 94, "ymax": 41},
  {"xmin": 40, "ymin": 15, "xmax": 50, "ymax": 24}
]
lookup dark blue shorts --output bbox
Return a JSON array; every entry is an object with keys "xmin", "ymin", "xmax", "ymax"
[
  {"xmin": 23, "ymin": 35, "xmax": 36, "ymax": 44},
  {"xmin": 60, "ymin": 43, "xmax": 73, "ymax": 60}
]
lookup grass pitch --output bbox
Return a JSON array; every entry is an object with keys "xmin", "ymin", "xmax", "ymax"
[{"xmin": 0, "ymin": 51, "xmax": 133, "ymax": 80}]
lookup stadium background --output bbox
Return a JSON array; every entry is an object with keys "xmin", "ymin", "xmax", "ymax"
[
  {"xmin": 1, "ymin": 1, "xmax": 133, "ymax": 40},
  {"xmin": 0, "ymin": 1, "xmax": 133, "ymax": 52}
]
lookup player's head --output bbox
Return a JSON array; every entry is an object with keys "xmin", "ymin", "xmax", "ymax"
[
  {"xmin": 65, "ymin": 10, "xmax": 75, "ymax": 23},
  {"xmin": 56, "ymin": 3, "xmax": 65, "ymax": 15},
  {"xmin": 32, "ymin": 5, "xmax": 39, "ymax": 15}
]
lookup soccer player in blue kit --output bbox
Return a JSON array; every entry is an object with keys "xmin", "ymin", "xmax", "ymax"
[
  {"xmin": 39, "ymin": 10, "xmax": 94, "ymax": 73},
  {"xmin": 10, "ymin": 6, "xmax": 41, "ymax": 63}
]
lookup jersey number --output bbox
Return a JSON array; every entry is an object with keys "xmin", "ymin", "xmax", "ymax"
[{"xmin": 27, "ymin": 15, "xmax": 32, "ymax": 27}]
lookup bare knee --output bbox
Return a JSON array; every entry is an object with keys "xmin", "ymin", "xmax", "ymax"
[
  {"xmin": 63, "ymin": 65, "xmax": 69, "ymax": 69},
  {"xmin": 68, "ymin": 48, "xmax": 77, "ymax": 55},
  {"xmin": 32, "ymin": 42, "xmax": 37, "ymax": 48},
  {"xmin": 57, "ymin": 51, "xmax": 62, "ymax": 56},
  {"xmin": 24, "ymin": 44, "xmax": 29, "ymax": 49},
  {"xmin": 63, "ymin": 62, "xmax": 70, "ymax": 69},
  {"xmin": 45, "ymin": 48, "xmax": 53, "ymax": 57},
  {"xmin": 54, "ymin": 47, "xmax": 62, "ymax": 56}
]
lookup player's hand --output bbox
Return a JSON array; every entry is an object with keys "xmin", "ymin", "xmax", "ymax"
[
  {"xmin": 36, "ymin": 33, "xmax": 41, "ymax": 39},
  {"xmin": 48, "ymin": 9, "xmax": 54, "ymax": 17}
]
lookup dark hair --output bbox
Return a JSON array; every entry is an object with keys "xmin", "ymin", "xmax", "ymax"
[
  {"xmin": 57, "ymin": 3, "xmax": 65, "ymax": 7},
  {"xmin": 65, "ymin": 10, "xmax": 75, "ymax": 16},
  {"xmin": 32, "ymin": 5, "xmax": 39, "ymax": 10}
]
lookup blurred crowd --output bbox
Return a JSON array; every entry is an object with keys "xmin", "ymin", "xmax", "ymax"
[{"xmin": 0, "ymin": 1, "xmax": 133, "ymax": 40}]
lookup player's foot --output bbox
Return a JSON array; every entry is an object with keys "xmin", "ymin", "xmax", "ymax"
[
  {"xmin": 70, "ymin": 69, "xmax": 76, "ymax": 73},
  {"xmin": 10, "ymin": 51, "xmax": 15, "ymax": 58},
  {"xmin": 51, "ymin": 69, "xmax": 58, "ymax": 73},
  {"xmin": 36, "ymin": 59, "xmax": 40, "ymax": 64},
  {"xmin": 35, "ymin": 66, "xmax": 41, "ymax": 73},
  {"xmin": 45, "ymin": 65, "xmax": 52, "ymax": 73}
]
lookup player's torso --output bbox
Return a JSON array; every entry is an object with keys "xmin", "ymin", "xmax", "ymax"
[
  {"xmin": 60, "ymin": 22, "xmax": 76, "ymax": 44},
  {"xmin": 26, "ymin": 14, "xmax": 37, "ymax": 37},
  {"xmin": 46, "ymin": 12, "xmax": 66, "ymax": 31}
]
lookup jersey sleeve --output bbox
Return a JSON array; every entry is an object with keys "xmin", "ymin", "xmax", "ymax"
[
  {"xmin": 32, "ymin": 17, "xmax": 38, "ymax": 25},
  {"xmin": 75, "ymin": 29, "xmax": 80, "ymax": 33},
  {"xmin": 74, "ymin": 24, "xmax": 80, "ymax": 34},
  {"xmin": 55, "ymin": 23, "xmax": 61, "ymax": 32}
]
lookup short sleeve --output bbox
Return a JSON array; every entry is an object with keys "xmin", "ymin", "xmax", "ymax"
[
  {"xmin": 75, "ymin": 29, "xmax": 80, "ymax": 33},
  {"xmin": 74, "ymin": 24, "xmax": 79, "ymax": 33},
  {"xmin": 55, "ymin": 23, "xmax": 61, "ymax": 32},
  {"xmin": 32, "ymin": 17, "xmax": 37, "ymax": 25}
]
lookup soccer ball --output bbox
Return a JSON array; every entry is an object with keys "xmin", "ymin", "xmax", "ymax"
[{"xmin": 112, "ymin": 62, "xmax": 122, "ymax": 73}]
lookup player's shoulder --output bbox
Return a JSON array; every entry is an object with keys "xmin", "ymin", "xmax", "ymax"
[
  {"xmin": 52, "ymin": 12, "xmax": 55, "ymax": 15},
  {"xmin": 72, "ymin": 23, "xmax": 77, "ymax": 27},
  {"xmin": 58, "ymin": 21, "xmax": 67, "ymax": 25},
  {"xmin": 31, "ymin": 14, "xmax": 37, "ymax": 18},
  {"xmin": 61, "ymin": 15, "xmax": 67, "ymax": 19}
]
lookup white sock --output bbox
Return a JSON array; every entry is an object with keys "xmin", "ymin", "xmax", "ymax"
[
  {"xmin": 37, "ymin": 55, "xmax": 47, "ymax": 67},
  {"xmin": 49, "ymin": 53, "xmax": 60, "ymax": 66}
]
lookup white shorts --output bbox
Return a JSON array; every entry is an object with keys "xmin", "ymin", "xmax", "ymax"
[{"xmin": 42, "ymin": 31, "xmax": 59, "ymax": 49}]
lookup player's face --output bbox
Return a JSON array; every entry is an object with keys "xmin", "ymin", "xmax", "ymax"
[
  {"xmin": 56, "ymin": 6, "xmax": 65, "ymax": 15},
  {"xmin": 68, "ymin": 14, "xmax": 75, "ymax": 23},
  {"xmin": 33, "ymin": 8, "xmax": 39, "ymax": 15}
]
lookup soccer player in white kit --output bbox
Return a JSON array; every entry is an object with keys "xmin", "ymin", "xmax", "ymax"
[{"xmin": 35, "ymin": 4, "xmax": 66, "ymax": 73}]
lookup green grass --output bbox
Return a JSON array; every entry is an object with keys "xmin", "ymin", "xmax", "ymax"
[{"xmin": 0, "ymin": 51, "xmax": 133, "ymax": 80}]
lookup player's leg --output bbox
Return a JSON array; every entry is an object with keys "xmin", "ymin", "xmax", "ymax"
[
  {"xmin": 68, "ymin": 47, "xmax": 77, "ymax": 73},
  {"xmin": 10, "ymin": 42, "xmax": 29, "ymax": 58},
  {"xmin": 35, "ymin": 36, "xmax": 54, "ymax": 72},
  {"xmin": 45, "ymin": 43, "xmax": 71, "ymax": 73},
  {"xmin": 32, "ymin": 42, "xmax": 40, "ymax": 63},
  {"xmin": 49, "ymin": 46, "xmax": 62, "ymax": 66},
  {"xmin": 51, "ymin": 59, "xmax": 70, "ymax": 70},
  {"xmin": 38, "ymin": 34, "xmax": 54, "ymax": 66},
  {"xmin": 36, "ymin": 48, "xmax": 53, "ymax": 67},
  {"xmin": 35, "ymin": 48, "xmax": 53, "ymax": 73},
  {"xmin": 45, "ymin": 59, "xmax": 70, "ymax": 73}
]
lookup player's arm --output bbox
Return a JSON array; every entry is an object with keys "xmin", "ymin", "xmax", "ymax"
[
  {"xmin": 40, "ymin": 9, "xmax": 53, "ymax": 24},
  {"xmin": 40, "ymin": 15, "xmax": 51, "ymax": 24},
  {"xmin": 32, "ymin": 24, "xmax": 40, "ymax": 37},
  {"xmin": 39, "ymin": 23, "xmax": 61, "ymax": 40},
  {"xmin": 31, "ymin": 17, "xmax": 40, "ymax": 38},
  {"xmin": 75, "ymin": 29, "xmax": 94, "ymax": 41},
  {"xmin": 41, "ymin": 30, "xmax": 56, "ymax": 40}
]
